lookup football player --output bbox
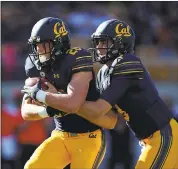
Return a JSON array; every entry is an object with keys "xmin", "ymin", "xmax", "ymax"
[
  {"xmin": 21, "ymin": 17, "xmax": 118, "ymax": 169},
  {"xmin": 72, "ymin": 19, "xmax": 178, "ymax": 168}
]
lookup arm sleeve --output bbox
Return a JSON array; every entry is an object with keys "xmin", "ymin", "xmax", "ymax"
[{"xmin": 72, "ymin": 49, "xmax": 93, "ymax": 74}]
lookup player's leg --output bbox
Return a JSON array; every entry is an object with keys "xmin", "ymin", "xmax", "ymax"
[
  {"xmin": 68, "ymin": 129, "xmax": 106, "ymax": 169},
  {"xmin": 160, "ymin": 119, "xmax": 178, "ymax": 168},
  {"xmin": 135, "ymin": 119, "xmax": 178, "ymax": 169},
  {"xmin": 24, "ymin": 130, "xmax": 71, "ymax": 169}
]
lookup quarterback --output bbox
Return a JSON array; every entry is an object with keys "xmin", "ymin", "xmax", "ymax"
[
  {"xmin": 21, "ymin": 17, "xmax": 118, "ymax": 169},
  {"xmin": 74, "ymin": 19, "xmax": 178, "ymax": 169}
]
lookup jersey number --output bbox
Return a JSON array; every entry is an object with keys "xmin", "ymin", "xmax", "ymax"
[{"xmin": 67, "ymin": 47, "xmax": 82, "ymax": 55}]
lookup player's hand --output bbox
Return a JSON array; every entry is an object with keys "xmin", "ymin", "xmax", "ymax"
[
  {"xmin": 21, "ymin": 81, "xmax": 41, "ymax": 100},
  {"xmin": 44, "ymin": 82, "xmax": 58, "ymax": 93}
]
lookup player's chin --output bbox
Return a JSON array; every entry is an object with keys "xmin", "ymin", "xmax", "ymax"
[
  {"xmin": 97, "ymin": 51, "xmax": 106, "ymax": 59},
  {"xmin": 99, "ymin": 55, "xmax": 106, "ymax": 58},
  {"xmin": 97, "ymin": 54, "xmax": 106, "ymax": 61}
]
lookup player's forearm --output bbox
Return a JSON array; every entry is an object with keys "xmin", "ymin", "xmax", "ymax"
[
  {"xmin": 78, "ymin": 101, "xmax": 106, "ymax": 118},
  {"xmin": 78, "ymin": 109, "xmax": 118, "ymax": 129},
  {"xmin": 21, "ymin": 94, "xmax": 48, "ymax": 120},
  {"xmin": 103, "ymin": 111, "xmax": 118, "ymax": 129},
  {"xmin": 45, "ymin": 92, "xmax": 78, "ymax": 113},
  {"xmin": 21, "ymin": 104, "xmax": 47, "ymax": 121}
]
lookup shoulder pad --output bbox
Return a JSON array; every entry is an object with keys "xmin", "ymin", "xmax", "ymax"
[
  {"xmin": 113, "ymin": 54, "xmax": 144, "ymax": 79},
  {"xmin": 68, "ymin": 47, "xmax": 93, "ymax": 73},
  {"xmin": 66, "ymin": 47, "xmax": 91, "ymax": 58},
  {"xmin": 25, "ymin": 56, "xmax": 39, "ymax": 77},
  {"xmin": 25, "ymin": 56, "xmax": 35, "ymax": 71}
]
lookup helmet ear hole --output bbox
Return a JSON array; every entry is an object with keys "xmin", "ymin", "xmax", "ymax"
[
  {"xmin": 57, "ymin": 37, "xmax": 62, "ymax": 42},
  {"xmin": 114, "ymin": 36, "xmax": 125, "ymax": 53}
]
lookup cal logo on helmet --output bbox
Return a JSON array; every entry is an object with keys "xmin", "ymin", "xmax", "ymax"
[
  {"xmin": 115, "ymin": 23, "xmax": 131, "ymax": 37},
  {"xmin": 53, "ymin": 22, "xmax": 68, "ymax": 38}
]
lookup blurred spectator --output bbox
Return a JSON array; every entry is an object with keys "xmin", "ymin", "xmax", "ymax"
[
  {"xmin": 67, "ymin": 3, "xmax": 111, "ymax": 37},
  {"xmin": 2, "ymin": 44, "xmax": 19, "ymax": 80},
  {"xmin": 2, "ymin": 96, "xmax": 21, "ymax": 169},
  {"xmin": 1, "ymin": 90, "xmax": 54, "ymax": 169}
]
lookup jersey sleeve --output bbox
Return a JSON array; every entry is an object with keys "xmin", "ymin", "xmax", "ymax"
[
  {"xmin": 71, "ymin": 48, "xmax": 93, "ymax": 74},
  {"xmin": 112, "ymin": 60, "xmax": 144, "ymax": 79},
  {"xmin": 100, "ymin": 59, "xmax": 144, "ymax": 106},
  {"xmin": 100, "ymin": 77, "xmax": 130, "ymax": 106}
]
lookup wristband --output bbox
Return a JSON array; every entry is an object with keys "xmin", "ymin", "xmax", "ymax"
[{"xmin": 36, "ymin": 90, "xmax": 47, "ymax": 103}]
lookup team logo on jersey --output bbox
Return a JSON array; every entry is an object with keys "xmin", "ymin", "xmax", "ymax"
[
  {"xmin": 53, "ymin": 73, "xmax": 60, "ymax": 79},
  {"xmin": 115, "ymin": 23, "xmax": 131, "ymax": 37},
  {"xmin": 53, "ymin": 22, "xmax": 68, "ymax": 38}
]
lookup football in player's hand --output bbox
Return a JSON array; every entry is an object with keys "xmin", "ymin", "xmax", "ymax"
[{"xmin": 25, "ymin": 77, "xmax": 49, "ymax": 90}]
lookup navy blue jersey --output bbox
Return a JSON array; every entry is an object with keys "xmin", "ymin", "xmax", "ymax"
[
  {"xmin": 97, "ymin": 54, "xmax": 172, "ymax": 139},
  {"xmin": 25, "ymin": 47, "xmax": 101, "ymax": 133}
]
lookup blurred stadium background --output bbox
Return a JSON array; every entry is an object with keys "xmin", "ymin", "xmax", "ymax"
[{"xmin": 1, "ymin": 1, "xmax": 178, "ymax": 169}]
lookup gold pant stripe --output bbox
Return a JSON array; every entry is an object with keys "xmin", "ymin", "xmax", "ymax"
[
  {"xmin": 160, "ymin": 134, "xmax": 173, "ymax": 169},
  {"xmin": 150, "ymin": 123, "xmax": 172, "ymax": 169},
  {"xmin": 92, "ymin": 130, "xmax": 106, "ymax": 169},
  {"xmin": 150, "ymin": 135, "xmax": 163, "ymax": 169},
  {"xmin": 156, "ymin": 124, "xmax": 172, "ymax": 169}
]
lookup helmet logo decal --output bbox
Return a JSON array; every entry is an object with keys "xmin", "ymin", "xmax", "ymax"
[
  {"xmin": 54, "ymin": 22, "xmax": 68, "ymax": 38},
  {"xmin": 115, "ymin": 23, "xmax": 131, "ymax": 37}
]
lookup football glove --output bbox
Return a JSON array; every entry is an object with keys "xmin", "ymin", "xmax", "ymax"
[{"xmin": 21, "ymin": 81, "xmax": 41, "ymax": 100}]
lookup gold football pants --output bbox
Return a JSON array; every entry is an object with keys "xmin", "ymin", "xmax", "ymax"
[
  {"xmin": 136, "ymin": 119, "xmax": 178, "ymax": 169},
  {"xmin": 24, "ymin": 129, "xmax": 106, "ymax": 169}
]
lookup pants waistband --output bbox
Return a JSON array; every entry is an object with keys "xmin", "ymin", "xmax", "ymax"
[{"xmin": 52, "ymin": 129, "xmax": 102, "ymax": 137}]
